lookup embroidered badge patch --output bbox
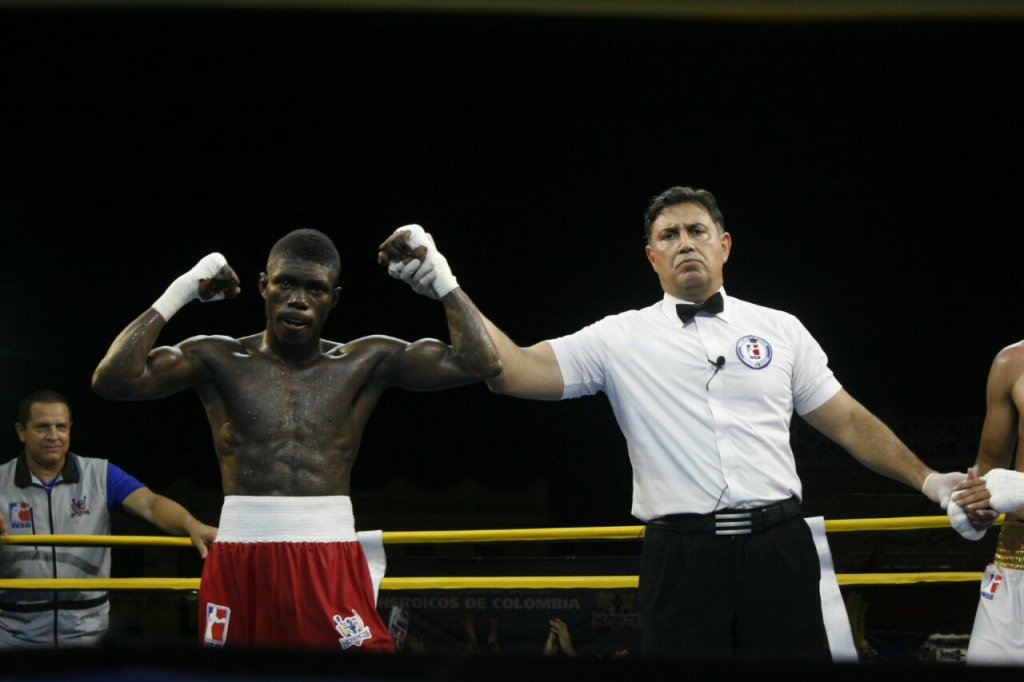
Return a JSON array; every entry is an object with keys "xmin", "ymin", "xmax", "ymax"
[
  {"xmin": 333, "ymin": 610, "xmax": 373, "ymax": 649},
  {"xmin": 981, "ymin": 573, "xmax": 1004, "ymax": 601},
  {"xmin": 735, "ymin": 335, "xmax": 773, "ymax": 369},
  {"xmin": 8, "ymin": 502, "xmax": 33, "ymax": 532},
  {"xmin": 70, "ymin": 496, "xmax": 90, "ymax": 518},
  {"xmin": 204, "ymin": 603, "xmax": 231, "ymax": 646}
]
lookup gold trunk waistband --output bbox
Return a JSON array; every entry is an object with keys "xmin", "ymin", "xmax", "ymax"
[{"xmin": 995, "ymin": 522, "xmax": 1024, "ymax": 570}]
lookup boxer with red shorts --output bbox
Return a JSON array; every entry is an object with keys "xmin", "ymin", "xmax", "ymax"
[{"xmin": 93, "ymin": 227, "xmax": 500, "ymax": 650}]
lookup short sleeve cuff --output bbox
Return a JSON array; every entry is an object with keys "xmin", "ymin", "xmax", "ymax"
[{"xmin": 795, "ymin": 376, "xmax": 843, "ymax": 416}]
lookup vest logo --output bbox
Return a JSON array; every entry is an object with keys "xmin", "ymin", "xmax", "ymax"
[
  {"xmin": 70, "ymin": 496, "xmax": 90, "ymax": 518},
  {"xmin": 333, "ymin": 610, "xmax": 372, "ymax": 649},
  {"xmin": 204, "ymin": 603, "xmax": 231, "ymax": 646},
  {"xmin": 981, "ymin": 573, "xmax": 1004, "ymax": 601},
  {"xmin": 736, "ymin": 335, "xmax": 773, "ymax": 369},
  {"xmin": 8, "ymin": 502, "xmax": 33, "ymax": 531}
]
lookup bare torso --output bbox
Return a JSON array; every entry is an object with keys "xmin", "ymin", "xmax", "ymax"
[
  {"xmin": 188, "ymin": 332, "xmax": 394, "ymax": 496},
  {"xmin": 92, "ymin": 252, "xmax": 500, "ymax": 498},
  {"xmin": 1005, "ymin": 366, "xmax": 1024, "ymax": 522}
]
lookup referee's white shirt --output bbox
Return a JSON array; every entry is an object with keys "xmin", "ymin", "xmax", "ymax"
[{"xmin": 548, "ymin": 288, "xmax": 841, "ymax": 522}]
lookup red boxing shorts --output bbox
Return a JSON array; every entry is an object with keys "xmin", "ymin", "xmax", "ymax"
[{"xmin": 198, "ymin": 496, "xmax": 394, "ymax": 652}]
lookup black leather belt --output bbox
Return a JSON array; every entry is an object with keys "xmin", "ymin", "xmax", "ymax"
[
  {"xmin": 649, "ymin": 496, "xmax": 802, "ymax": 536},
  {"xmin": 0, "ymin": 594, "xmax": 109, "ymax": 613}
]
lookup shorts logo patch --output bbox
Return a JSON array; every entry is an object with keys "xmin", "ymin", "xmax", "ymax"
[
  {"xmin": 8, "ymin": 502, "xmax": 33, "ymax": 532},
  {"xmin": 981, "ymin": 573, "xmax": 1004, "ymax": 601},
  {"xmin": 736, "ymin": 335, "xmax": 773, "ymax": 369},
  {"xmin": 204, "ymin": 603, "xmax": 231, "ymax": 646},
  {"xmin": 333, "ymin": 610, "xmax": 372, "ymax": 649}
]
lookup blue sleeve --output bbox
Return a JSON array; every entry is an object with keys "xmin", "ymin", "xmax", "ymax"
[{"xmin": 106, "ymin": 462, "xmax": 146, "ymax": 510}]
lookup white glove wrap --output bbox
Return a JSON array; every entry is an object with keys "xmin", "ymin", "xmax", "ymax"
[
  {"xmin": 947, "ymin": 501, "xmax": 986, "ymax": 541},
  {"xmin": 921, "ymin": 471, "xmax": 966, "ymax": 510},
  {"xmin": 386, "ymin": 224, "xmax": 458, "ymax": 299},
  {"xmin": 983, "ymin": 468, "xmax": 1024, "ymax": 514},
  {"xmin": 152, "ymin": 252, "xmax": 228, "ymax": 321}
]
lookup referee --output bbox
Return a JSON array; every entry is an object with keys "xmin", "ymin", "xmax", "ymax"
[{"xmin": 382, "ymin": 185, "xmax": 966, "ymax": 660}]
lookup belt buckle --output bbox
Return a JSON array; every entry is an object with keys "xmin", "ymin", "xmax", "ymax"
[{"xmin": 714, "ymin": 511, "xmax": 752, "ymax": 535}]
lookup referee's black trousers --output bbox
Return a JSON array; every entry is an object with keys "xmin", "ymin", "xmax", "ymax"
[{"xmin": 638, "ymin": 515, "xmax": 831, "ymax": 661}]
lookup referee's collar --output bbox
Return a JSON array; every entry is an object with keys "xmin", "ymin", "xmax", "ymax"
[{"xmin": 660, "ymin": 288, "xmax": 731, "ymax": 325}]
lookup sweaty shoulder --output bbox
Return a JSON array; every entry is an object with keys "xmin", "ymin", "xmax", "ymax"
[
  {"xmin": 337, "ymin": 334, "xmax": 409, "ymax": 357},
  {"xmin": 993, "ymin": 340, "xmax": 1024, "ymax": 376},
  {"xmin": 177, "ymin": 334, "xmax": 248, "ymax": 357}
]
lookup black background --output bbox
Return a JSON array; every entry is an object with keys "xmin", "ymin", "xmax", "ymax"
[{"xmin": 2, "ymin": 6, "xmax": 1022, "ymax": 530}]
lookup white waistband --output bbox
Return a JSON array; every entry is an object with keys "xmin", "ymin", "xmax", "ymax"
[{"xmin": 215, "ymin": 495, "xmax": 357, "ymax": 543}]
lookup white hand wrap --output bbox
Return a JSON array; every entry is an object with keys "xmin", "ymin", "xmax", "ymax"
[
  {"xmin": 152, "ymin": 252, "xmax": 228, "ymax": 321},
  {"xmin": 921, "ymin": 471, "xmax": 966, "ymax": 510},
  {"xmin": 983, "ymin": 468, "xmax": 1024, "ymax": 514},
  {"xmin": 947, "ymin": 501, "xmax": 986, "ymax": 541},
  {"xmin": 386, "ymin": 224, "xmax": 458, "ymax": 299}
]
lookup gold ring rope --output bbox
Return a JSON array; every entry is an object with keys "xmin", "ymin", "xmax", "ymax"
[
  {"xmin": 0, "ymin": 514, "xmax": 989, "ymax": 547},
  {"xmin": 0, "ymin": 572, "xmax": 988, "ymax": 591},
  {"xmin": 1, "ymin": 515, "xmax": 998, "ymax": 590}
]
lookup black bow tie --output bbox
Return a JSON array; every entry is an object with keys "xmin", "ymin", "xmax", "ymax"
[{"xmin": 676, "ymin": 292, "xmax": 724, "ymax": 323}]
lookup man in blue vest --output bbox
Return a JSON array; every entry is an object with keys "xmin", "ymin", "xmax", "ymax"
[{"xmin": 0, "ymin": 389, "xmax": 217, "ymax": 648}]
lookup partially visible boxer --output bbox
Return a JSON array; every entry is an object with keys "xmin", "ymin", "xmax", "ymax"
[
  {"xmin": 947, "ymin": 341, "xmax": 1024, "ymax": 664},
  {"xmin": 92, "ymin": 228, "xmax": 500, "ymax": 650}
]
